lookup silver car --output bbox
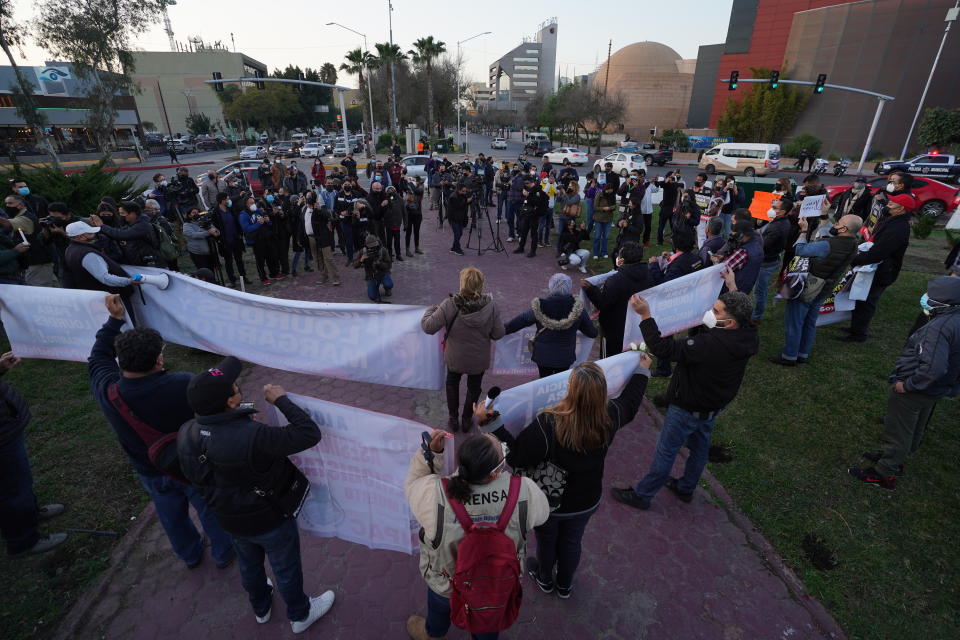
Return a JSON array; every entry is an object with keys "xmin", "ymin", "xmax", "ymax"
[{"xmin": 401, "ymin": 155, "xmax": 430, "ymax": 179}]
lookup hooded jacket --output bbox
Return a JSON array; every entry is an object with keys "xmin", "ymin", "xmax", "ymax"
[
  {"xmin": 421, "ymin": 294, "xmax": 505, "ymax": 375},
  {"xmin": 640, "ymin": 317, "xmax": 759, "ymax": 412},
  {"xmin": 504, "ymin": 294, "xmax": 598, "ymax": 369},
  {"xmin": 583, "ymin": 261, "xmax": 651, "ymax": 355},
  {"xmin": 890, "ymin": 277, "xmax": 960, "ymax": 398}
]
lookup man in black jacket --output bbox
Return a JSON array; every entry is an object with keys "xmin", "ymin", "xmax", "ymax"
[
  {"xmin": 92, "ymin": 201, "xmax": 159, "ymax": 267},
  {"xmin": 752, "ymin": 197, "xmax": 793, "ymax": 323},
  {"xmin": 178, "ymin": 356, "xmax": 335, "ymax": 632},
  {"xmin": 88, "ymin": 295, "xmax": 234, "ymax": 568},
  {"xmin": 446, "ymin": 185, "xmax": 470, "ymax": 256},
  {"xmin": 612, "ymin": 291, "xmax": 759, "ymax": 509},
  {"xmin": 830, "ymin": 177, "xmax": 872, "ymax": 221},
  {"xmin": 0, "ymin": 351, "xmax": 67, "ymax": 557},
  {"xmin": 170, "ymin": 166, "xmax": 200, "ymax": 221},
  {"xmin": 513, "ymin": 177, "xmax": 549, "ymax": 258},
  {"xmin": 842, "ymin": 193, "xmax": 914, "ymax": 343},
  {"xmin": 211, "ymin": 192, "xmax": 249, "ymax": 287},
  {"xmin": 582, "ymin": 242, "xmax": 651, "ymax": 357}
]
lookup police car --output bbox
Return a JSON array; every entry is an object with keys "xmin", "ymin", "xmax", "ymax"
[{"xmin": 875, "ymin": 152, "xmax": 960, "ymax": 184}]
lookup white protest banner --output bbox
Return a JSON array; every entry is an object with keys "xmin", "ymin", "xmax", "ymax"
[
  {"xmin": 622, "ymin": 264, "xmax": 726, "ymax": 349},
  {"xmin": 268, "ymin": 393, "xmax": 424, "ymax": 554},
  {"xmin": 0, "ymin": 285, "xmax": 132, "ymax": 361},
  {"xmin": 815, "ymin": 272, "xmax": 856, "ymax": 326},
  {"xmin": 579, "ymin": 269, "xmax": 615, "ymax": 316},
  {"xmin": 495, "ymin": 351, "xmax": 641, "ymax": 435},
  {"xmin": 490, "ymin": 329, "xmax": 595, "ymax": 376},
  {"xmin": 130, "ymin": 268, "xmax": 445, "ymax": 390},
  {"xmin": 799, "ymin": 194, "xmax": 827, "ymax": 217}
]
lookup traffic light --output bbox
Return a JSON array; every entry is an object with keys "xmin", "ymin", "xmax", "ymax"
[
  {"xmin": 212, "ymin": 71, "xmax": 223, "ymax": 92},
  {"xmin": 769, "ymin": 70, "xmax": 780, "ymax": 90},
  {"xmin": 814, "ymin": 73, "xmax": 827, "ymax": 94},
  {"xmin": 336, "ymin": 114, "xmax": 342, "ymax": 123},
  {"xmin": 254, "ymin": 70, "xmax": 265, "ymax": 90},
  {"xmin": 728, "ymin": 70, "xmax": 739, "ymax": 91}
]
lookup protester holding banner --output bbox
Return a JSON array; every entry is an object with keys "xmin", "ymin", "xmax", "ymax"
[
  {"xmin": 842, "ymin": 194, "xmax": 914, "ymax": 344},
  {"xmin": 751, "ymin": 197, "xmax": 794, "ymax": 324},
  {"xmin": 612, "ymin": 292, "xmax": 758, "ymax": 510},
  {"xmin": 422, "ymin": 267, "xmax": 505, "ymax": 432},
  {"xmin": 504, "ymin": 273, "xmax": 598, "ymax": 379},
  {"xmin": 770, "ymin": 215, "xmax": 863, "ymax": 366},
  {"xmin": 87, "ymin": 295, "xmax": 235, "ymax": 569},
  {"xmin": 178, "ymin": 358, "xmax": 336, "ymax": 633},
  {"xmin": 830, "ymin": 177, "xmax": 872, "ymax": 221},
  {"xmin": 480, "ymin": 358, "xmax": 651, "ymax": 598},
  {"xmin": 582, "ymin": 242, "xmax": 651, "ymax": 357},
  {"xmin": 404, "ymin": 431, "xmax": 549, "ymax": 640}
]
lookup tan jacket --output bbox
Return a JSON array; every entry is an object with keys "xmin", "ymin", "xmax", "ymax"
[
  {"xmin": 421, "ymin": 294, "xmax": 505, "ymax": 375},
  {"xmin": 404, "ymin": 450, "xmax": 549, "ymax": 597}
]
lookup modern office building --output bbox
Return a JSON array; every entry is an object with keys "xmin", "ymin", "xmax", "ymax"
[
  {"xmin": 487, "ymin": 18, "xmax": 558, "ymax": 110},
  {"xmin": 593, "ymin": 42, "xmax": 697, "ymax": 139},
  {"xmin": 130, "ymin": 48, "xmax": 267, "ymax": 138},
  {"xmin": 687, "ymin": 0, "xmax": 960, "ymax": 156},
  {"xmin": 0, "ymin": 62, "xmax": 141, "ymax": 155}
]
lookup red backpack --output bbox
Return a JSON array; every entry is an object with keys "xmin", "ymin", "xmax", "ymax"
[
  {"xmin": 442, "ymin": 475, "xmax": 523, "ymax": 634},
  {"xmin": 107, "ymin": 383, "xmax": 186, "ymax": 483}
]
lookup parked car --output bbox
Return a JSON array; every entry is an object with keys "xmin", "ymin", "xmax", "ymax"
[
  {"xmin": 874, "ymin": 153, "xmax": 960, "ymax": 184},
  {"xmin": 240, "ymin": 145, "xmax": 268, "ymax": 160},
  {"xmin": 401, "ymin": 155, "xmax": 430, "ymax": 179},
  {"xmin": 299, "ymin": 142, "xmax": 324, "ymax": 158},
  {"xmin": 269, "ymin": 141, "xmax": 297, "ymax": 157},
  {"xmin": 542, "ymin": 147, "xmax": 588, "ymax": 166},
  {"xmin": 491, "ymin": 137, "xmax": 508, "ymax": 150},
  {"xmin": 195, "ymin": 160, "xmax": 266, "ymax": 188},
  {"xmin": 332, "ymin": 143, "xmax": 348, "ymax": 157},
  {"xmin": 172, "ymin": 140, "xmax": 196, "ymax": 153},
  {"xmin": 592, "ymin": 152, "xmax": 647, "ymax": 177},
  {"xmin": 698, "ymin": 143, "xmax": 780, "ymax": 177},
  {"xmin": 826, "ymin": 176, "xmax": 960, "ymax": 218}
]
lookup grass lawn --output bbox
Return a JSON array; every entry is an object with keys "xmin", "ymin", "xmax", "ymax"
[{"xmin": 0, "ymin": 341, "xmax": 222, "ymax": 640}]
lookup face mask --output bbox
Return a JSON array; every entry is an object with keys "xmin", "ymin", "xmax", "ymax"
[
  {"xmin": 702, "ymin": 309, "xmax": 718, "ymax": 329},
  {"xmin": 208, "ymin": 175, "xmax": 216, "ymax": 181},
  {"xmin": 226, "ymin": 199, "xmax": 232, "ymax": 208},
  {"xmin": 886, "ymin": 182, "xmax": 896, "ymax": 193},
  {"xmin": 17, "ymin": 187, "xmax": 29, "ymax": 196},
  {"xmin": 4, "ymin": 205, "xmax": 20, "ymax": 216},
  {"xmin": 852, "ymin": 182, "xmax": 864, "ymax": 192},
  {"xmin": 265, "ymin": 195, "xmax": 275, "ymax": 203},
  {"xmin": 829, "ymin": 226, "xmax": 841, "ymax": 236},
  {"xmin": 325, "ymin": 186, "xmax": 334, "ymax": 191},
  {"xmin": 248, "ymin": 204, "xmax": 257, "ymax": 212},
  {"xmin": 160, "ymin": 180, "xmax": 168, "ymax": 187},
  {"xmin": 767, "ymin": 208, "xmax": 777, "ymax": 218},
  {"xmin": 920, "ymin": 293, "xmax": 932, "ymax": 314}
]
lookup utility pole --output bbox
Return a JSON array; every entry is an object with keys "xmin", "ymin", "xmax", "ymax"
[
  {"xmin": 603, "ymin": 39, "xmax": 612, "ymax": 96},
  {"xmin": 388, "ymin": 0, "xmax": 398, "ymax": 135},
  {"xmin": 230, "ymin": 32, "xmax": 235, "ymax": 52}
]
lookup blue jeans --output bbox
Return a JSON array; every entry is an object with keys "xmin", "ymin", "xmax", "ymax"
[
  {"xmin": 593, "ymin": 221, "xmax": 611, "ymax": 256},
  {"xmin": 137, "ymin": 474, "xmax": 235, "ymax": 566},
  {"xmin": 584, "ymin": 198, "xmax": 595, "ymax": 233},
  {"xmin": 506, "ymin": 200, "xmax": 518, "ymax": 238},
  {"xmin": 781, "ymin": 291, "xmax": 829, "ymax": 360},
  {"xmin": 634, "ymin": 405, "xmax": 716, "ymax": 499},
  {"xmin": 538, "ymin": 211, "xmax": 554, "ymax": 245},
  {"xmin": 496, "ymin": 191, "xmax": 506, "ymax": 222},
  {"xmin": 425, "ymin": 588, "xmax": 498, "ymax": 640},
  {"xmin": 751, "ymin": 260, "xmax": 780, "ymax": 321},
  {"xmin": 450, "ymin": 222, "xmax": 464, "ymax": 252},
  {"xmin": 720, "ymin": 212, "xmax": 733, "ymax": 238},
  {"xmin": 534, "ymin": 510, "xmax": 595, "ymax": 589},
  {"xmin": 233, "ymin": 518, "xmax": 310, "ymax": 621},
  {"xmin": 366, "ymin": 273, "xmax": 394, "ymax": 300},
  {"xmin": 0, "ymin": 433, "xmax": 38, "ymax": 555}
]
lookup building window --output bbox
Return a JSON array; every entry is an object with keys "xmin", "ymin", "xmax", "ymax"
[
  {"xmin": 523, "ymin": 90, "xmax": 537, "ymax": 94},
  {"xmin": 514, "ymin": 65, "xmax": 538, "ymax": 71},
  {"xmin": 525, "ymin": 49, "xmax": 540, "ymax": 55},
  {"xmin": 513, "ymin": 74, "xmax": 538, "ymax": 79},
  {"xmin": 512, "ymin": 57, "xmax": 539, "ymax": 63},
  {"xmin": 513, "ymin": 81, "xmax": 538, "ymax": 87}
]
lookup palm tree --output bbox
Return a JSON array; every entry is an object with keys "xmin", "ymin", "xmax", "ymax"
[
  {"xmin": 340, "ymin": 48, "xmax": 376, "ymax": 136},
  {"xmin": 373, "ymin": 42, "xmax": 407, "ymax": 135},
  {"xmin": 408, "ymin": 36, "xmax": 447, "ymax": 139}
]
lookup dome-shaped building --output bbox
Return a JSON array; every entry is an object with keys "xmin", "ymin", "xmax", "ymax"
[{"xmin": 593, "ymin": 42, "xmax": 696, "ymax": 139}]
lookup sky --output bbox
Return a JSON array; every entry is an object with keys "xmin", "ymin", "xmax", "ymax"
[{"xmin": 8, "ymin": 0, "xmax": 734, "ymax": 88}]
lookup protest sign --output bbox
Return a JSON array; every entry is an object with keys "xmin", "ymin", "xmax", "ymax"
[
  {"xmin": 579, "ymin": 269, "xmax": 615, "ymax": 317},
  {"xmin": 622, "ymin": 264, "xmax": 726, "ymax": 349},
  {"xmin": 490, "ymin": 329, "xmax": 595, "ymax": 376},
  {"xmin": 0, "ymin": 285, "xmax": 132, "ymax": 361},
  {"xmin": 129, "ymin": 268, "xmax": 445, "ymax": 390},
  {"xmin": 495, "ymin": 351, "xmax": 642, "ymax": 435},
  {"xmin": 268, "ymin": 393, "xmax": 423, "ymax": 554},
  {"xmin": 799, "ymin": 194, "xmax": 827, "ymax": 217},
  {"xmin": 815, "ymin": 271, "xmax": 856, "ymax": 326},
  {"xmin": 748, "ymin": 191, "xmax": 778, "ymax": 220}
]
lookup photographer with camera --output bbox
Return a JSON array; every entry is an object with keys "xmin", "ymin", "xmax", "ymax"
[
  {"xmin": 182, "ymin": 206, "xmax": 221, "ymax": 276},
  {"xmin": 446, "ymin": 184, "xmax": 471, "ymax": 256},
  {"xmin": 265, "ymin": 190, "xmax": 291, "ymax": 278},
  {"xmin": 382, "ymin": 185, "xmax": 405, "ymax": 262},
  {"xmin": 38, "ymin": 202, "xmax": 76, "ymax": 276},
  {"xmin": 438, "ymin": 165, "xmax": 457, "ymax": 230},
  {"xmin": 359, "ymin": 234, "xmax": 393, "ymax": 303},
  {"xmin": 90, "ymin": 201, "xmax": 159, "ymax": 268},
  {"xmin": 211, "ymin": 192, "xmax": 250, "ymax": 288},
  {"xmin": 334, "ymin": 183, "xmax": 361, "ymax": 265},
  {"xmin": 240, "ymin": 197, "xmax": 281, "ymax": 286},
  {"xmin": 177, "ymin": 357, "xmax": 336, "ymax": 632},
  {"xmin": 170, "ymin": 166, "xmax": 200, "ymax": 222},
  {"xmin": 1, "ymin": 194, "xmax": 57, "ymax": 286},
  {"xmin": 494, "ymin": 161, "xmax": 511, "ymax": 224},
  {"xmin": 512, "ymin": 176, "xmax": 549, "ymax": 258},
  {"xmin": 404, "ymin": 188, "xmax": 423, "ymax": 258}
]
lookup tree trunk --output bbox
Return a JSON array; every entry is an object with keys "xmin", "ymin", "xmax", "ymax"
[
  {"xmin": 426, "ymin": 62, "xmax": 435, "ymax": 140},
  {"xmin": 358, "ymin": 70, "xmax": 371, "ymax": 137}
]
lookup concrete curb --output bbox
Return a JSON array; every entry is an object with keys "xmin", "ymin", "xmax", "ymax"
[
  {"xmin": 50, "ymin": 502, "xmax": 158, "ymax": 640},
  {"xmin": 641, "ymin": 399, "xmax": 848, "ymax": 640},
  {"xmin": 62, "ymin": 160, "xmax": 216, "ymax": 174}
]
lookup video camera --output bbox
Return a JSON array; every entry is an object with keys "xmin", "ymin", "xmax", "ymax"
[{"xmin": 195, "ymin": 212, "xmax": 215, "ymax": 230}]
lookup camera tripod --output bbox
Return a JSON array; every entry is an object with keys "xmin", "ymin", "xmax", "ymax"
[
  {"xmin": 465, "ymin": 197, "xmax": 507, "ymax": 256},
  {"xmin": 206, "ymin": 235, "xmax": 226, "ymax": 286}
]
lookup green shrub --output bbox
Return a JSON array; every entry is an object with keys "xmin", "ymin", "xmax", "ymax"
[
  {"xmin": 375, "ymin": 133, "xmax": 406, "ymax": 151},
  {"xmin": 783, "ymin": 133, "xmax": 823, "ymax": 158},
  {"xmin": 867, "ymin": 149, "xmax": 885, "ymax": 162},
  {"xmin": 911, "ymin": 212, "xmax": 936, "ymax": 239},
  {"xmin": 827, "ymin": 152, "xmax": 840, "ymax": 161},
  {"xmin": 0, "ymin": 157, "xmax": 143, "ymax": 217}
]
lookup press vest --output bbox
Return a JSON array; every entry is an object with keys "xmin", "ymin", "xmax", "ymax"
[{"xmin": 63, "ymin": 241, "xmax": 130, "ymax": 293}]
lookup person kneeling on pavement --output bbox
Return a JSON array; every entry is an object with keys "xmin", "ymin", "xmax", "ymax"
[
  {"xmin": 404, "ymin": 431, "xmax": 549, "ymax": 640},
  {"xmin": 557, "ymin": 219, "xmax": 591, "ymax": 274},
  {"xmin": 359, "ymin": 234, "xmax": 393, "ymax": 303},
  {"xmin": 178, "ymin": 357, "xmax": 335, "ymax": 633}
]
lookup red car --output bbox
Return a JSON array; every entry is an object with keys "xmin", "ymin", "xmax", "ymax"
[{"xmin": 825, "ymin": 176, "xmax": 960, "ymax": 218}]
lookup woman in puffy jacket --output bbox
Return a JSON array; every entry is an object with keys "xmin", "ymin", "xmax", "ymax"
[
  {"xmin": 421, "ymin": 267, "xmax": 505, "ymax": 432},
  {"xmin": 504, "ymin": 273, "xmax": 597, "ymax": 378}
]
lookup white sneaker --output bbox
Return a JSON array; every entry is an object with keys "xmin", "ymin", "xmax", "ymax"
[
  {"xmin": 291, "ymin": 591, "xmax": 335, "ymax": 634},
  {"xmin": 256, "ymin": 578, "xmax": 274, "ymax": 624}
]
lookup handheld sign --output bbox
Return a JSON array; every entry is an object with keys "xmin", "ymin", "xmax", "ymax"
[{"xmin": 799, "ymin": 194, "xmax": 827, "ymax": 217}]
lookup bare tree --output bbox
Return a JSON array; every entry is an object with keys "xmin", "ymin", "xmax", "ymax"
[{"xmin": 588, "ymin": 89, "xmax": 626, "ymax": 155}]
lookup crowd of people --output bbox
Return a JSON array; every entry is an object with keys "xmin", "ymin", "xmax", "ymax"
[{"xmin": 1, "ymin": 145, "xmax": 959, "ymax": 640}]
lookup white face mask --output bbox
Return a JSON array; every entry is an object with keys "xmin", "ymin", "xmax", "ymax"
[
  {"xmin": 702, "ymin": 309, "xmax": 718, "ymax": 329},
  {"xmin": 248, "ymin": 204, "xmax": 257, "ymax": 212},
  {"xmin": 886, "ymin": 182, "xmax": 896, "ymax": 193}
]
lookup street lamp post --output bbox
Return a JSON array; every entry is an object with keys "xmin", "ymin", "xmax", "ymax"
[
  {"xmin": 456, "ymin": 31, "xmax": 491, "ymax": 151},
  {"xmin": 327, "ymin": 21, "xmax": 376, "ymax": 156},
  {"xmin": 899, "ymin": 1, "xmax": 959, "ymax": 160},
  {"xmin": 388, "ymin": 0, "xmax": 398, "ymax": 135}
]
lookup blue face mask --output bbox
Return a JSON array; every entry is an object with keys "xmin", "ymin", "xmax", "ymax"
[
  {"xmin": 920, "ymin": 293, "xmax": 931, "ymax": 312},
  {"xmin": 265, "ymin": 194, "xmax": 275, "ymax": 203},
  {"xmin": 17, "ymin": 187, "xmax": 29, "ymax": 196},
  {"xmin": 226, "ymin": 199, "xmax": 232, "ymax": 208}
]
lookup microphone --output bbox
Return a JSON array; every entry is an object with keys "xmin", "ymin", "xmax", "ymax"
[{"xmin": 483, "ymin": 386, "xmax": 501, "ymax": 408}]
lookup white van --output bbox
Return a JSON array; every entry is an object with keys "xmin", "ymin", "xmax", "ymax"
[
  {"xmin": 526, "ymin": 132, "xmax": 549, "ymax": 143},
  {"xmin": 698, "ymin": 143, "xmax": 780, "ymax": 176}
]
